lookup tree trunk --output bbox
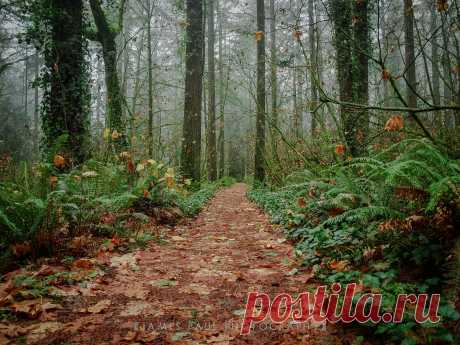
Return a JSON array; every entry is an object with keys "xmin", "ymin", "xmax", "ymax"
[
  {"xmin": 404, "ymin": 0, "xmax": 417, "ymax": 118},
  {"xmin": 430, "ymin": 2, "xmax": 441, "ymax": 107},
  {"xmin": 269, "ymin": 0, "xmax": 278, "ymax": 155},
  {"xmin": 217, "ymin": 0, "xmax": 225, "ymax": 178},
  {"xmin": 89, "ymin": 0, "xmax": 126, "ymax": 149},
  {"xmin": 330, "ymin": 1, "xmax": 354, "ymax": 154},
  {"xmin": 33, "ymin": 51, "xmax": 39, "ymax": 157},
  {"xmin": 147, "ymin": 1, "xmax": 154, "ymax": 157},
  {"xmin": 207, "ymin": 0, "xmax": 217, "ymax": 181},
  {"xmin": 254, "ymin": 0, "xmax": 266, "ymax": 183},
  {"xmin": 352, "ymin": 0, "xmax": 369, "ymax": 153},
  {"xmin": 43, "ymin": 0, "xmax": 89, "ymax": 165},
  {"xmin": 308, "ymin": 0, "xmax": 318, "ymax": 135},
  {"xmin": 181, "ymin": 0, "xmax": 204, "ymax": 182}
]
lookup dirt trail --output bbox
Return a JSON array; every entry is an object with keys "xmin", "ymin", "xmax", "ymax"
[{"xmin": 7, "ymin": 184, "xmax": 340, "ymax": 345}]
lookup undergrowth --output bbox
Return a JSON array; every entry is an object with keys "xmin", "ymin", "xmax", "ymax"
[
  {"xmin": 249, "ymin": 139, "xmax": 460, "ymax": 344},
  {"xmin": 0, "ymin": 153, "xmax": 234, "ymax": 273}
]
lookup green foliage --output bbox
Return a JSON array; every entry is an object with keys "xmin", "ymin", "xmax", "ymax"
[
  {"xmin": 178, "ymin": 177, "xmax": 235, "ymax": 216},
  {"xmin": 249, "ymin": 139, "xmax": 460, "ymax": 344}
]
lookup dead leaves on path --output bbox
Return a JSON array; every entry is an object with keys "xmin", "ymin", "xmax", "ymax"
[{"xmin": 1, "ymin": 184, "xmax": 334, "ymax": 344}]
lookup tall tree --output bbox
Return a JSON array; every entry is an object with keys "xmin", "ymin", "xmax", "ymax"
[
  {"xmin": 33, "ymin": 51, "xmax": 39, "ymax": 156},
  {"xmin": 308, "ymin": 0, "xmax": 318, "ymax": 135},
  {"xmin": 146, "ymin": 0, "xmax": 154, "ymax": 157},
  {"xmin": 269, "ymin": 0, "xmax": 278, "ymax": 157},
  {"xmin": 217, "ymin": 0, "xmax": 225, "ymax": 178},
  {"xmin": 330, "ymin": 0, "xmax": 369, "ymax": 156},
  {"xmin": 207, "ymin": 0, "xmax": 217, "ymax": 181},
  {"xmin": 430, "ymin": 1, "xmax": 441, "ymax": 107},
  {"xmin": 404, "ymin": 0, "xmax": 417, "ymax": 117},
  {"xmin": 330, "ymin": 1, "xmax": 354, "ymax": 153},
  {"xmin": 42, "ymin": 0, "xmax": 89, "ymax": 165},
  {"xmin": 181, "ymin": 0, "xmax": 204, "ymax": 182},
  {"xmin": 254, "ymin": 0, "xmax": 266, "ymax": 182},
  {"xmin": 89, "ymin": 0, "xmax": 127, "ymax": 149},
  {"xmin": 352, "ymin": 0, "xmax": 369, "ymax": 150}
]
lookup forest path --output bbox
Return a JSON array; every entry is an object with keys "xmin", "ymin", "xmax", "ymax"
[{"xmin": 36, "ymin": 184, "xmax": 340, "ymax": 344}]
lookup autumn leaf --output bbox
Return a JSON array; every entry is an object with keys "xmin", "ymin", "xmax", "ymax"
[
  {"xmin": 385, "ymin": 115, "xmax": 404, "ymax": 132},
  {"xmin": 49, "ymin": 175, "xmax": 58, "ymax": 188},
  {"xmin": 297, "ymin": 197, "xmax": 306, "ymax": 208},
  {"xmin": 53, "ymin": 155, "xmax": 65, "ymax": 169},
  {"xmin": 127, "ymin": 159, "xmax": 135, "ymax": 174},
  {"xmin": 11, "ymin": 242, "xmax": 32, "ymax": 258},
  {"xmin": 86, "ymin": 299, "xmax": 111, "ymax": 313},
  {"xmin": 73, "ymin": 258, "xmax": 94, "ymax": 270},
  {"xmin": 293, "ymin": 30, "xmax": 302, "ymax": 41},
  {"xmin": 381, "ymin": 69, "xmax": 391, "ymax": 81},
  {"xmin": 437, "ymin": 0, "xmax": 448, "ymax": 12},
  {"xmin": 255, "ymin": 31, "xmax": 264, "ymax": 41},
  {"xmin": 111, "ymin": 130, "xmax": 121, "ymax": 140},
  {"xmin": 335, "ymin": 144, "xmax": 346, "ymax": 156},
  {"xmin": 329, "ymin": 260, "xmax": 349, "ymax": 272}
]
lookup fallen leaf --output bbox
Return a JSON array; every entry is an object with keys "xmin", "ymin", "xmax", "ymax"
[
  {"xmin": 73, "ymin": 258, "xmax": 94, "ymax": 270},
  {"xmin": 150, "ymin": 279, "xmax": 178, "ymax": 288},
  {"xmin": 87, "ymin": 299, "xmax": 111, "ymax": 314}
]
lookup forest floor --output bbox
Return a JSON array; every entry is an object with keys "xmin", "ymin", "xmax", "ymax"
[{"xmin": 1, "ymin": 184, "xmax": 343, "ymax": 345}]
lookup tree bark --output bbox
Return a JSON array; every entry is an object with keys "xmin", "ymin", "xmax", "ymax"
[
  {"xmin": 181, "ymin": 0, "xmax": 204, "ymax": 182},
  {"xmin": 89, "ymin": 0, "xmax": 127, "ymax": 149},
  {"xmin": 207, "ymin": 0, "xmax": 217, "ymax": 181},
  {"xmin": 352, "ymin": 0, "xmax": 369, "ymax": 152},
  {"xmin": 254, "ymin": 0, "xmax": 266, "ymax": 183},
  {"xmin": 43, "ymin": 0, "xmax": 89, "ymax": 165},
  {"xmin": 404, "ymin": 0, "xmax": 417, "ymax": 119},
  {"xmin": 269, "ymin": 0, "xmax": 278, "ymax": 155},
  {"xmin": 147, "ymin": 1, "xmax": 154, "ymax": 157},
  {"xmin": 33, "ymin": 51, "xmax": 39, "ymax": 157},
  {"xmin": 330, "ymin": 1, "xmax": 354, "ymax": 153},
  {"xmin": 308, "ymin": 0, "xmax": 318, "ymax": 135},
  {"xmin": 217, "ymin": 0, "xmax": 225, "ymax": 178}
]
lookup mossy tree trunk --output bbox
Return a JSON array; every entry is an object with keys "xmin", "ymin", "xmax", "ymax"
[
  {"xmin": 181, "ymin": 0, "xmax": 204, "ymax": 182},
  {"xmin": 89, "ymin": 0, "xmax": 127, "ymax": 150},
  {"xmin": 207, "ymin": 0, "xmax": 217, "ymax": 181},
  {"xmin": 254, "ymin": 0, "xmax": 266, "ymax": 183},
  {"xmin": 43, "ymin": 0, "xmax": 89, "ymax": 165}
]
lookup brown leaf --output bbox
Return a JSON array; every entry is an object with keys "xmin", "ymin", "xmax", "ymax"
[
  {"xmin": 87, "ymin": 299, "xmax": 111, "ymax": 314},
  {"xmin": 384, "ymin": 115, "xmax": 404, "ymax": 132},
  {"xmin": 255, "ymin": 31, "xmax": 264, "ymax": 41},
  {"xmin": 73, "ymin": 258, "xmax": 94, "ymax": 270},
  {"xmin": 11, "ymin": 299, "xmax": 43, "ymax": 319},
  {"xmin": 53, "ymin": 154, "xmax": 66, "ymax": 169},
  {"xmin": 11, "ymin": 242, "xmax": 32, "ymax": 258},
  {"xmin": 297, "ymin": 197, "xmax": 306, "ymax": 209},
  {"xmin": 335, "ymin": 144, "xmax": 346, "ymax": 156}
]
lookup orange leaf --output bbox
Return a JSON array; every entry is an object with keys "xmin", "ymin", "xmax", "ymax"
[
  {"xmin": 437, "ymin": 0, "xmax": 448, "ymax": 12},
  {"xmin": 335, "ymin": 144, "xmax": 346, "ymax": 156},
  {"xmin": 381, "ymin": 69, "xmax": 391, "ymax": 81},
  {"xmin": 11, "ymin": 242, "xmax": 32, "ymax": 258},
  {"xmin": 293, "ymin": 30, "xmax": 302, "ymax": 41},
  {"xmin": 255, "ymin": 31, "xmax": 264, "ymax": 41},
  {"xmin": 143, "ymin": 189, "xmax": 151, "ymax": 198},
  {"xmin": 297, "ymin": 197, "xmax": 306, "ymax": 208},
  {"xmin": 49, "ymin": 176, "xmax": 58, "ymax": 188},
  {"xmin": 127, "ymin": 159, "xmax": 135, "ymax": 174},
  {"xmin": 329, "ymin": 260, "xmax": 349, "ymax": 272},
  {"xmin": 53, "ymin": 155, "xmax": 66, "ymax": 169},
  {"xmin": 384, "ymin": 115, "xmax": 404, "ymax": 132},
  {"xmin": 73, "ymin": 258, "xmax": 94, "ymax": 270}
]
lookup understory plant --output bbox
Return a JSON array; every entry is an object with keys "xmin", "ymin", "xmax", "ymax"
[{"xmin": 249, "ymin": 139, "xmax": 460, "ymax": 344}]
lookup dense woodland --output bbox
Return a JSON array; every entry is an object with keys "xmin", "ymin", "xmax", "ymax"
[{"xmin": 0, "ymin": 0, "xmax": 460, "ymax": 344}]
